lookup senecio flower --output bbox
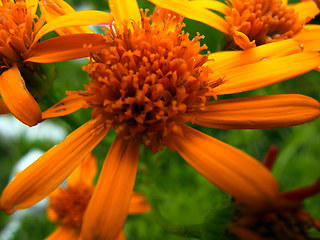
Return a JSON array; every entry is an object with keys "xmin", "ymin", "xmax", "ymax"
[
  {"xmin": 0, "ymin": 0, "xmax": 112, "ymax": 126},
  {"xmin": 225, "ymin": 146, "xmax": 320, "ymax": 240},
  {"xmin": 1, "ymin": 0, "xmax": 320, "ymax": 239},
  {"xmin": 149, "ymin": 0, "xmax": 320, "ymax": 50},
  {"xmin": 46, "ymin": 154, "xmax": 150, "ymax": 240}
]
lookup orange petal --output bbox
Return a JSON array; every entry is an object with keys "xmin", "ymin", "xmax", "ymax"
[
  {"xmin": 109, "ymin": 0, "xmax": 141, "ymax": 25},
  {"xmin": 148, "ymin": 0, "xmax": 229, "ymax": 34},
  {"xmin": 0, "ymin": 66, "xmax": 41, "ymax": 126},
  {"xmin": 0, "ymin": 98, "xmax": 10, "ymax": 114},
  {"xmin": 24, "ymin": 33, "xmax": 107, "ymax": 63},
  {"xmin": 45, "ymin": 226, "xmax": 79, "ymax": 240},
  {"xmin": 116, "ymin": 231, "xmax": 127, "ymax": 240},
  {"xmin": 39, "ymin": 0, "xmax": 93, "ymax": 35},
  {"xmin": 82, "ymin": 135, "xmax": 140, "ymax": 240},
  {"xmin": 128, "ymin": 192, "xmax": 151, "ymax": 214},
  {"xmin": 42, "ymin": 94, "xmax": 87, "ymax": 119},
  {"xmin": 26, "ymin": 0, "xmax": 39, "ymax": 15},
  {"xmin": 68, "ymin": 153, "xmax": 97, "ymax": 187},
  {"xmin": 0, "ymin": 119, "xmax": 109, "ymax": 214},
  {"xmin": 207, "ymin": 38, "xmax": 303, "ymax": 73},
  {"xmin": 192, "ymin": 94, "xmax": 320, "ymax": 129},
  {"xmin": 213, "ymin": 51, "xmax": 320, "ymax": 95},
  {"xmin": 166, "ymin": 125, "xmax": 279, "ymax": 208},
  {"xmin": 232, "ymin": 30, "xmax": 256, "ymax": 50},
  {"xmin": 294, "ymin": 27, "xmax": 320, "ymax": 51},
  {"xmin": 291, "ymin": 1, "xmax": 319, "ymax": 24},
  {"xmin": 32, "ymin": 10, "xmax": 113, "ymax": 44}
]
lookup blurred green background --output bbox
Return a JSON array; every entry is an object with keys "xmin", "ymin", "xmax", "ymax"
[{"xmin": 0, "ymin": 0, "xmax": 319, "ymax": 239}]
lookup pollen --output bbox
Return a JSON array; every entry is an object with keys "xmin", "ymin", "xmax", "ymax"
[
  {"xmin": 226, "ymin": 0, "xmax": 303, "ymax": 46},
  {"xmin": 48, "ymin": 184, "xmax": 93, "ymax": 230},
  {"xmin": 81, "ymin": 10, "xmax": 219, "ymax": 152},
  {"xmin": 0, "ymin": 1, "xmax": 44, "ymax": 72}
]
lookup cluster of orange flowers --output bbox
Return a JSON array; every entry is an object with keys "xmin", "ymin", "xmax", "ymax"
[{"xmin": 0, "ymin": 0, "xmax": 319, "ymax": 239}]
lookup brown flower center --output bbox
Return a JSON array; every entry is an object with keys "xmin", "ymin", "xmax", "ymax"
[
  {"xmin": 0, "ymin": 1, "xmax": 43, "ymax": 72},
  {"xmin": 226, "ymin": 0, "xmax": 302, "ymax": 46},
  {"xmin": 48, "ymin": 184, "xmax": 93, "ymax": 230},
  {"xmin": 81, "ymin": 10, "xmax": 219, "ymax": 152},
  {"xmin": 228, "ymin": 205, "xmax": 319, "ymax": 240}
]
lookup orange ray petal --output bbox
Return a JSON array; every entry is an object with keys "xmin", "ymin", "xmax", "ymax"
[
  {"xmin": 207, "ymin": 39, "xmax": 303, "ymax": 73},
  {"xmin": 109, "ymin": 0, "xmax": 141, "ymax": 25},
  {"xmin": 68, "ymin": 153, "xmax": 97, "ymax": 187},
  {"xmin": 0, "ymin": 98, "xmax": 10, "ymax": 114},
  {"xmin": 26, "ymin": 0, "xmax": 39, "ymax": 15},
  {"xmin": 116, "ymin": 231, "xmax": 127, "ymax": 240},
  {"xmin": 42, "ymin": 94, "xmax": 87, "ymax": 119},
  {"xmin": 24, "ymin": 33, "xmax": 107, "ymax": 63},
  {"xmin": 213, "ymin": 51, "xmax": 320, "ymax": 95},
  {"xmin": 39, "ymin": 0, "xmax": 93, "ymax": 35},
  {"xmin": 32, "ymin": 10, "xmax": 113, "ymax": 45},
  {"xmin": 128, "ymin": 192, "xmax": 151, "ymax": 214},
  {"xmin": 166, "ymin": 125, "xmax": 279, "ymax": 208},
  {"xmin": 82, "ymin": 134, "xmax": 140, "ymax": 240},
  {"xmin": 291, "ymin": 1, "xmax": 319, "ymax": 24},
  {"xmin": 45, "ymin": 226, "xmax": 79, "ymax": 240},
  {"xmin": 148, "ymin": 0, "xmax": 229, "ymax": 34},
  {"xmin": 192, "ymin": 94, "xmax": 320, "ymax": 129},
  {"xmin": 0, "ymin": 119, "xmax": 109, "ymax": 214},
  {"xmin": 294, "ymin": 27, "xmax": 320, "ymax": 51},
  {"xmin": 0, "ymin": 66, "xmax": 41, "ymax": 126}
]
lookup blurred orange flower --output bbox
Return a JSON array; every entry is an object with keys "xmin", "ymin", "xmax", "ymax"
[
  {"xmin": 46, "ymin": 154, "xmax": 150, "ymax": 240},
  {"xmin": 226, "ymin": 146, "xmax": 320, "ymax": 240},
  {"xmin": 149, "ymin": 0, "xmax": 320, "ymax": 50},
  {"xmin": 0, "ymin": 0, "xmax": 112, "ymax": 126}
]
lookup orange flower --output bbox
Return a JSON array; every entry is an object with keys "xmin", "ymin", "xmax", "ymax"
[
  {"xmin": 0, "ymin": 0, "xmax": 113, "ymax": 126},
  {"xmin": 2, "ymin": 1, "xmax": 320, "ymax": 239},
  {"xmin": 46, "ymin": 154, "xmax": 150, "ymax": 240},
  {"xmin": 149, "ymin": 0, "xmax": 320, "ymax": 50},
  {"xmin": 226, "ymin": 146, "xmax": 320, "ymax": 240}
]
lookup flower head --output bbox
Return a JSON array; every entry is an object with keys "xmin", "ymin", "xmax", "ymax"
[
  {"xmin": 46, "ymin": 154, "xmax": 150, "ymax": 240},
  {"xmin": 149, "ymin": 0, "xmax": 320, "ymax": 50},
  {"xmin": 0, "ymin": 0, "xmax": 113, "ymax": 126},
  {"xmin": 2, "ymin": 0, "xmax": 320, "ymax": 239},
  {"xmin": 226, "ymin": 146, "xmax": 320, "ymax": 240}
]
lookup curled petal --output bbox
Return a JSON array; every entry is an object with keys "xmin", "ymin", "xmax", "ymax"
[
  {"xmin": 82, "ymin": 135, "xmax": 140, "ymax": 240},
  {"xmin": 0, "ymin": 66, "xmax": 41, "ymax": 126},
  {"xmin": 0, "ymin": 120, "xmax": 109, "ymax": 214},
  {"xmin": 192, "ymin": 94, "xmax": 320, "ymax": 129},
  {"xmin": 166, "ymin": 125, "xmax": 279, "ymax": 208}
]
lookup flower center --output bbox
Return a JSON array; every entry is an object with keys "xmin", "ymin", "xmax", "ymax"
[
  {"xmin": 226, "ymin": 0, "xmax": 302, "ymax": 46},
  {"xmin": 48, "ymin": 184, "xmax": 93, "ymax": 229},
  {"xmin": 81, "ymin": 10, "xmax": 219, "ymax": 152},
  {"xmin": 228, "ymin": 203, "xmax": 319, "ymax": 240},
  {"xmin": 0, "ymin": 1, "xmax": 43, "ymax": 72}
]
